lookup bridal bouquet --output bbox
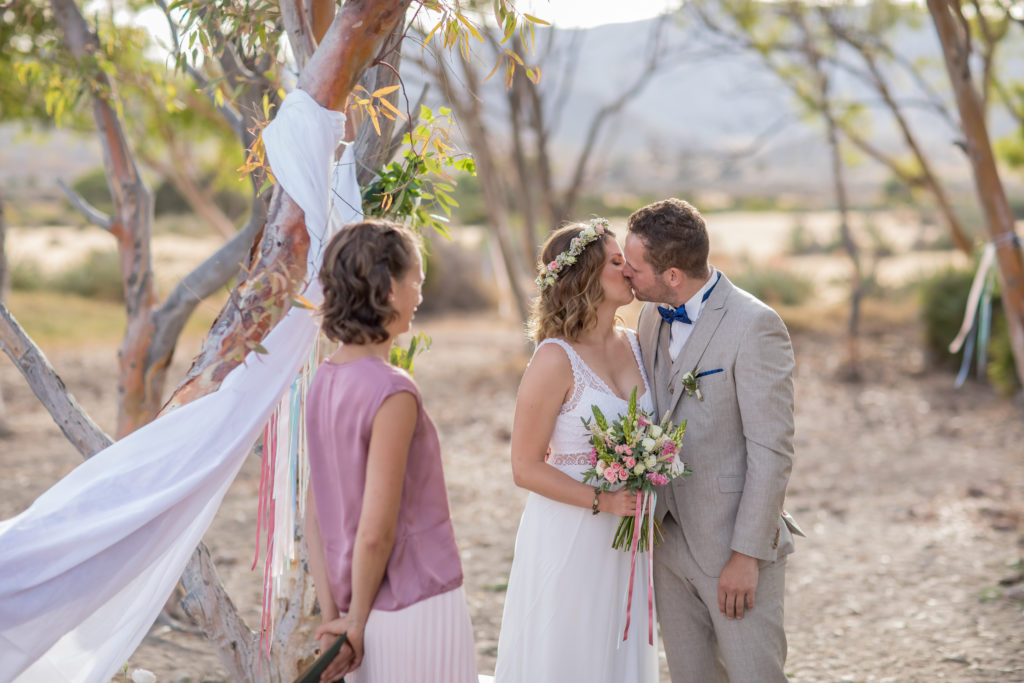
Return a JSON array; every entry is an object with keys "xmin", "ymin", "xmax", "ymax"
[{"xmin": 581, "ymin": 387, "xmax": 689, "ymax": 552}]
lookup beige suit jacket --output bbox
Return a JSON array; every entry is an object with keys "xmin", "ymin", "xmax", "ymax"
[{"xmin": 639, "ymin": 274, "xmax": 796, "ymax": 578}]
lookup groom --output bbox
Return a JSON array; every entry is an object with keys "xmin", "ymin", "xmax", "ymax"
[{"xmin": 623, "ymin": 198, "xmax": 797, "ymax": 683}]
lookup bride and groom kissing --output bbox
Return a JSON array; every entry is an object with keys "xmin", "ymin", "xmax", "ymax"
[{"xmin": 304, "ymin": 197, "xmax": 797, "ymax": 683}]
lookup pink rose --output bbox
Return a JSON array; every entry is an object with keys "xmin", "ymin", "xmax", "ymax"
[
  {"xmin": 618, "ymin": 468, "xmax": 629, "ymax": 481},
  {"xmin": 615, "ymin": 445, "xmax": 627, "ymax": 454},
  {"xmin": 624, "ymin": 456, "xmax": 636, "ymax": 469},
  {"xmin": 604, "ymin": 468, "xmax": 618, "ymax": 483},
  {"xmin": 646, "ymin": 473, "xmax": 669, "ymax": 486},
  {"xmin": 548, "ymin": 260, "xmax": 558, "ymax": 270}
]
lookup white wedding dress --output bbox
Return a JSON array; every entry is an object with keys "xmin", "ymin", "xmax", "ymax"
[{"xmin": 495, "ymin": 330, "xmax": 659, "ymax": 683}]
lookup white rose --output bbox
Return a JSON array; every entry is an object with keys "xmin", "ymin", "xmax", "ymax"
[
  {"xmin": 131, "ymin": 670, "xmax": 157, "ymax": 683},
  {"xmin": 641, "ymin": 437, "xmax": 656, "ymax": 452},
  {"xmin": 645, "ymin": 456, "xmax": 658, "ymax": 469},
  {"xmin": 649, "ymin": 425, "xmax": 663, "ymax": 438},
  {"xmin": 633, "ymin": 463, "xmax": 646, "ymax": 475}
]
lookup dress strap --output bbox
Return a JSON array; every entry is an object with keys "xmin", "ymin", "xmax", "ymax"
[
  {"xmin": 534, "ymin": 338, "xmax": 584, "ymax": 382},
  {"xmin": 534, "ymin": 338, "xmax": 590, "ymax": 413}
]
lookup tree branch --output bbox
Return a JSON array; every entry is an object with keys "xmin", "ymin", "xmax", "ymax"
[
  {"xmin": 56, "ymin": 179, "xmax": 113, "ymax": 231},
  {"xmin": 0, "ymin": 304, "xmax": 111, "ymax": 457},
  {"xmin": 559, "ymin": 16, "xmax": 670, "ymax": 221},
  {"xmin": 148, "ymin": 194, "xmax": 267, "ymax": 374}
]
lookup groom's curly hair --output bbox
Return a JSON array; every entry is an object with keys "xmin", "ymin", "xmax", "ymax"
[
  {"xmin": 529, "ymin": 223, "xmax": 614, "ymax": 343},
  {"xmin": 319, "ymin": 220, "xmax": 421, "ymax": 344}
]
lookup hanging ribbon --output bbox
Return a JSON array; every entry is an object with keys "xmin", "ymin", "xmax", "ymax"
[
  {"xmin": 621, "ymin": 489, "xmax": 657, "ymax": 645},
  {"xmin": 950, "ymin": 243, "xmax": 996, "ymax": 388}
]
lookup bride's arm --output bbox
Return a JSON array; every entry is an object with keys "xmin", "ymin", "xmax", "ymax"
[{"xmin": 510, "ymin": 344, "xmax": 636, "ymax": 516}]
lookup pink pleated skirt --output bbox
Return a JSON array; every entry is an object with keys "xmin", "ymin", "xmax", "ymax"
[{"xmin": 347, "ymin": 586, "xmax": 477, "ymax": 683}]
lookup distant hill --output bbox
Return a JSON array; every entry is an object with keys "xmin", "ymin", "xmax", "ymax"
[
  {"xmin": 4, "ymin": 10, "xmax": 1023, "ymax": 208},
  {"xmin": 402, "ymin": 10, "xmax": 1024, "ymax": 205}
]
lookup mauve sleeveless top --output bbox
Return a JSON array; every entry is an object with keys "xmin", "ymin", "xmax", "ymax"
[{"xmin": 306, "ymin": 355, "xmax": 463, "ymax": 613}]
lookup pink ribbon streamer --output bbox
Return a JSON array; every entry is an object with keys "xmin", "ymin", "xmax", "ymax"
[
  {"xmin": 646, "ymin": 491, "xmax": 656, "ymax": 645},
  {"xmin": 622, "ymin": 490, "xmax": 657, "ymax": 645},
  {"xmin": 622, "ymin": 491, "xmax": 641, "ymax": 642}
]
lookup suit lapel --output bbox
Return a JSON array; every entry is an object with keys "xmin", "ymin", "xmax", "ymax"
[
  {"xmin": 663, "ymin": 277, "xmax": 732, "ymax": 417},
  {"xmin": 637, "ymin": 303, "xmax": 659, "ymax": 389}
]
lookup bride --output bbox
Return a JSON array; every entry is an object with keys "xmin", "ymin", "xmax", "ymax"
[{"xmin": 494, "ymin": 219, "xmax": 659, "ymax": 682}]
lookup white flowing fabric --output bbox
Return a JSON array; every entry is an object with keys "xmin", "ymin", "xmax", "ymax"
[
  {"xmin": 494, "ymin": 331, "xmax": 660, "ymax": 683},
  {"xmin": 0, "ymin": 89, "xmax": 360, "ymax": 683}
]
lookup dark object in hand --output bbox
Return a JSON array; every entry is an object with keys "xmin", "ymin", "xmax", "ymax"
[{"xmin": 294, "ymin": 633, "xmax": 347, "ymax": 683}]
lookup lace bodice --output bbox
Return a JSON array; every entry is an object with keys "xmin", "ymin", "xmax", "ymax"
[{"xmin": 535, "ymin": 329, "xmax": 654, "ymax": 481}]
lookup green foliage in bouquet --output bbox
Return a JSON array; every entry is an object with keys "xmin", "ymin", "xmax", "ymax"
[{"xmin": 582, "ymin": 387, "xmax": 689, "ymax": 552}]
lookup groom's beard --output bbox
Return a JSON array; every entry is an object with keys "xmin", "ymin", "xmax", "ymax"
[{"xmin": 630, "ymin": 279, "xmax": 674, "ymax": 305}]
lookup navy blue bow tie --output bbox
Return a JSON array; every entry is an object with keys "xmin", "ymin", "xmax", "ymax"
[
  {"xmin": 657, "ymin": 272, "xmax": 721, "ymax": 326},
  {"xmin": 658, "ymin": 305, "xmax": 692, "ymax": 324}
]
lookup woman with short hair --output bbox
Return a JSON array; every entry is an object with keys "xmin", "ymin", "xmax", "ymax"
[{"xmin": 304, "ymin": 219, "xmax": 476, "ymax": 683}]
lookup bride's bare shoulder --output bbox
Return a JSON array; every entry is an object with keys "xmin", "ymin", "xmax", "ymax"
[
  {"xmin": 520, "ymin": 340, "xmax": 574, "ymax": 399},
  {"xmin": 526, "ymin": 339, "xmax": 574, "ymax": 376}
]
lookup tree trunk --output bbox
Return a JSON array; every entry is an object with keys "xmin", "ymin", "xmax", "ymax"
[
  {"xmin": 52, "ymin": 0, "xmax": 160, "ymax": 439},
  {"xmin": 35, "ymin": 0, "xmax": 413, "ymax": 679},
  {"xmin": 0, "ymin": 195, "xmax": 10, "ymax": 436},
  {"xmin": 164, "ymin": 1, "xmax": 412, "ymax": 411},
  {"xmin": 508, "ymin": 77, "xmax": 540, "ymax": 260},
  {"xmin": 928, "ymin": 0, "xmax": 1024, "ymax": 388}
]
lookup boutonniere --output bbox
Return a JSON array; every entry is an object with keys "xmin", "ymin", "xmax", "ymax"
[{"xmin": 680, "ymin": 368, "xmax": 723, "ymax": 401}]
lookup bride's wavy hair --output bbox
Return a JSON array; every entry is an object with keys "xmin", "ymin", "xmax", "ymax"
[
  {"xmin": 529, "ymin": 223, "xmax": 615, "ymax": 343},
  {"xmin": 319, "ymin": 220, "xmax": 420, "ymax": 344}
]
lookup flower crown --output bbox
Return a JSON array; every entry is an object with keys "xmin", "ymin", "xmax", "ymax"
[{"xmin": 535, "ymin": 218, "xmax": 609, "ymax": 291}]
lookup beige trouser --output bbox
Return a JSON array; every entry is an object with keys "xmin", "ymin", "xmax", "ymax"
[{"xmin": 654, "ymin": 514, "xmax": 788, "ymax": 683}]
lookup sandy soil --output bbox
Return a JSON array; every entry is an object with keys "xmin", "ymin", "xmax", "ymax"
[{"xmin": 1, "ymin": 309, "xmax": 1022, "ymax": 682}]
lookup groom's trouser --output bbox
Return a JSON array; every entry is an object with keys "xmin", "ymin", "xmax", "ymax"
[{"xmin": 654, "ymin": 514, "xmax": 787, "ymax": 683}]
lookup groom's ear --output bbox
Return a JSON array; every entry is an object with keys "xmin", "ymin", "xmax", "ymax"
[{"xmin": 662, "ymin": 267, "xmax": 684, "ymax": 287}]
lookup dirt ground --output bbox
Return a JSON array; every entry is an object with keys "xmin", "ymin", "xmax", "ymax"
[{"xmin": 1, "ymin": 310, "xmax": 1023, "ymax": 682}]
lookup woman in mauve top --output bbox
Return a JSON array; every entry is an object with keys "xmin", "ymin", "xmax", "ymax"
[{"xmin": 304, "ymin": 220, "xmax": 476, "ymax": 683}]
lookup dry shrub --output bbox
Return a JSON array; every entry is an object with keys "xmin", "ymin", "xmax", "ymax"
[{"xmin": 419, "ymin": 235, "xmax": 495, "ymax": 315}]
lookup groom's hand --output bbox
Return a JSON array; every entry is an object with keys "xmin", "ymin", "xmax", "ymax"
[{"xmin": 718, "ymin": 551, "xmax": 759, "ymax": 620}]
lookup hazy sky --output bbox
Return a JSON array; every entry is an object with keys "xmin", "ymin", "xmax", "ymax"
[{"xmin": 519, "ymin": 0, "xmax": 680, "ymax": 28}]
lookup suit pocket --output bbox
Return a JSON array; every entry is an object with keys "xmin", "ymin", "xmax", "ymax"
[{"xmin": 717, "ymin": 474, "xmax": 744, "ymax": 493}]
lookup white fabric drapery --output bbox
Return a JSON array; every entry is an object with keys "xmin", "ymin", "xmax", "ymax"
[{"xmin": 0, "ymin": 89, "xmax": 360, "ymax": 683}]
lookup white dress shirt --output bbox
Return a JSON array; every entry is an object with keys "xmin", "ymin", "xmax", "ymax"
[{"xmin": 669, "ymin": 269, "xmax": 721, "ymax": 360}]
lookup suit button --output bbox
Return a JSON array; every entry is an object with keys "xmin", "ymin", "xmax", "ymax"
[{"xmin": 669, "ymin": 386, "xmax": 674, "ymax": 394}]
